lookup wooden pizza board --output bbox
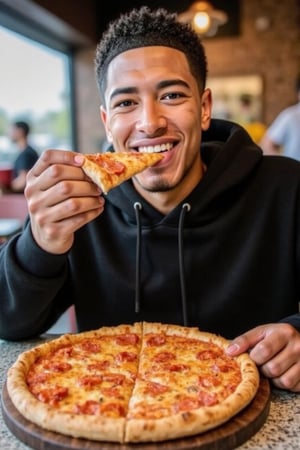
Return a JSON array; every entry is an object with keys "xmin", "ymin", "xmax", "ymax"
[{"xmin": 1, "ymin": 378, "xmax": 270, "ymax": 450}]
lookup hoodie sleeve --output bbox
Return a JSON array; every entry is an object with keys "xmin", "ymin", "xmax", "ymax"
[{"xmin": 0, "ymin": 223, "xmax": 71, "ymax": 341}]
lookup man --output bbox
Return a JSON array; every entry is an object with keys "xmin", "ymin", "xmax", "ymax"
[
  {"xmin": 260, "ymin": 76, "xmax": 300, "ymax": 160},
  {"xmin": 9, "ymin": 120, "xmax": 39, "ymax": 192},
  {"xmin": 0, "ymin": 7, "xmax": 299, "ymax": 392}
]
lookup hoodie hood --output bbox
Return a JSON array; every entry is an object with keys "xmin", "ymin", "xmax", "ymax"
[{"xmin": 106, "ymin": 118, "xmax": 263, "ymax": 224}]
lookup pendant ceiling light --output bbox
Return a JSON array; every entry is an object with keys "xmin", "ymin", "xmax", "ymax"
[{"xmin": 177, "ymin": 1, "xmax": 228, "ymax": 37}]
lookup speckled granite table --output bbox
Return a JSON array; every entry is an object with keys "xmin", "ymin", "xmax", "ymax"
[{"xmin": 0, "ymin": 336, "xmax": 299, "ymax": 450}]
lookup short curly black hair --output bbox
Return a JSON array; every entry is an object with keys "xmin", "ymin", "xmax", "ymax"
[{"xmin": 95, "ymin": 6, "xmax": 208, "ymax": 105}]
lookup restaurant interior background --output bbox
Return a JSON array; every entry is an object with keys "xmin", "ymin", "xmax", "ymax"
[
  {"xmin": 0, "ymin": 0, "xmax": 299, "ymax": 333},
  {"xmin": 0, "ymin": 0, "xmax": 299, "ymax": 160}
]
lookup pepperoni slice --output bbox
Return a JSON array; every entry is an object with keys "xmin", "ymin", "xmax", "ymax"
[
  {"xmin": 75, "ymin": 400, "xmax": 102, "ymax": 415},
  {"xmin": 94, "ymin": 154, "xmax": 125, "ymax": 175},
  {"xmin": 196, "ymin": 349, "xmax": 222, "ymax": 360},
  {"xmin": 115, "ymin": 333, "xmax": 140, "ymax": 346},
  {"xmin": 102, "ymin": 373, "xmax": 125, "ymax": 385},
  {"xmin": 174, "ymin": 396, "xmax": 200, "ymax": 412},
  {"xmin": 77, "ymin": 375, "xmax": 102, "ymax": 387},
  {"xmin": 153, "ymin": 351, "xmax": 175, "ymax": 362},
  {"xmin": 43, "ymin": 361, "xmax": 72, "ymax": 372},
  {"xmin": 101, "ymin": 386, "xmax": 122, "ymax": 397},
  {"xmin": 37, "ymin": 386, "xmax": 69, "ymax": 405},
  {"xmin": 27, "ymin": 371, "xmax": 50, "ymax": 385},
  {"xmin": 54, "ymin": 346, "xmax": 74, "ymax": 358},
  {"xmin": 143, "ymin": 380, "xmax": 169, "ymax": 396},
  {"xmin": 77, "ymin": 339, "xmax": 102, "ymax": 353},
  {"xmin": 211, "ymin": 358, "xmax": 240, "ymax": 373},
  {"xmin": 87, "ymin": 360, "xmax": 110, "ymax": 371},
  {"xmin": 146, "ymin": 334, "xmax": 166, "ymax": 346},
  {"xmin": 198, "ymin": 374, "xmax": 221, "ymax": 388},
  {"xmin": 100, "ymin": 402, "xmax": 126, "ymax": 418},
  {"xmin": 198, "ymin": 390, "xmax": 218, "ymax": 406},
  {"xmin": 116, "ymin": 351, "xmax": 137, "ymax": 363},
  {"xmin": 168, "ymin": 363, "xmax": 189, "ymax": 372}
]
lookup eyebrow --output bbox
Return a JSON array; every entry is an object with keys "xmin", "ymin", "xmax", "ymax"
[
  {"xmin": 157, "ymin": 79, "xmax": 190, "ymax": 90},
  {"xmin": 109, "ymin": 79, "xmax": 190, "ymax": 102}
]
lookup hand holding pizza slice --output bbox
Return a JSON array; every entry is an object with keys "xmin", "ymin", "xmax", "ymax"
[{"xmin": 82, "ymin": 151, "xmax": 163, "ymax": 194}]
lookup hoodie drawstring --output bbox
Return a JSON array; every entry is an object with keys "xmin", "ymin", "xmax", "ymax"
[
  {"xmin": 133, "ymin": 201, "xmax": 191, "ymax": 325},
  {"xmin": 134, "ymin": 202, "xmax": 142, "ymax": 313},
  {"xmin": 178, "ymin": 203, "xmax": 191, "ymax": 326}
]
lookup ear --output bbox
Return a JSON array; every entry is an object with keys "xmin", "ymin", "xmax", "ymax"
[
  {"xmin": 100, "ymin": 106, "xmax": 113, "ymax": 143},
  {"xmin": 201, "ymin": 88, "xmax": 212, "ymax": 131}
]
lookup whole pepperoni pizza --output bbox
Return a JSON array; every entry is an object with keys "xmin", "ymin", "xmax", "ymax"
[{"xmin": 6, "ymin": 322, "xmax": 259, "ymax": 443}]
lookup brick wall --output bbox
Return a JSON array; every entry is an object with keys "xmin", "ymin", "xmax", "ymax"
[{"xmin": 205, "ymin": 0, "xmax": 300, "ymax": 124}]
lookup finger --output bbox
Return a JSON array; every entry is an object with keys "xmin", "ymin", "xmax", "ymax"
[
  {"xmin": 248, "ymin": 336, "xmax": 280, "ymax": 365},
  {"xmin": 257, "ymin": 347, "xmax": 290, "ymax": 379},
  {"xmin": 31, "ymin": 185, "xmax": 104, "ymax": 222},
  {"xmin": 48, "ymin": 180, "xmax": 102, "ymax": 207},
  {"xmin": 40, "ymin": 167, "xmax": 100, "ymax": 196},
  {"xmin": 255, "ymin": 330, "xmax": 300, "ymax": 377},
  {"xmin": 226, "ymin": 326, "xmax": 267, "ymax": 356},
  {"xmin": 267, "ymin": 362, "xmax": 300, "ymax": 392},
  {"xmin": 30, "ymin": 149, "xmax": 84, "ymax": 177},
  {"xmin": 251, "ymin": 324, "xmax": 300, "ymax": 365},
  {"xmin": 47, "ymin": 194, "xmax": 105, "ymax": 222},
  {"xmin": 26, "ymin": 161, "xmax": 99, "ymax": 201}
]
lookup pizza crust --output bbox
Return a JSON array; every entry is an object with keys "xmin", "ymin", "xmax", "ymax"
[{"xmin": 6, "ymin": 322, "xmax": 260, "ymax": 444}]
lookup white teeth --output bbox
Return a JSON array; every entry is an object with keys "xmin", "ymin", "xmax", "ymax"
[{"xmin": 139, "ymin": 143, "xmax": 173, "ymax": 153}]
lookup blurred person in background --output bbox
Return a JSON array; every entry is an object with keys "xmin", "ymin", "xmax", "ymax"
[
  {"xmin": 237, "ymin": 93, "xmax": 266, "ymax": 144},
  {"xmin": 260, "ymin": 76, "xmax": 300, "ymax": 160},
  {"xmin": 9, "ymin": 120, "xmax": 39, "ymax": 192}
]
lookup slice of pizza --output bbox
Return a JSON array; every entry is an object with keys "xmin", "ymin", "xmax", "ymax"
[{"xmin": 82, "ymin": 151, "xmax": 163, "ymax": 194}]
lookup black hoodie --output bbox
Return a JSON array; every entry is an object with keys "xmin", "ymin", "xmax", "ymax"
[{"xmin": 1, "ymin": 119, "xmax": 300, "ymax": 341}]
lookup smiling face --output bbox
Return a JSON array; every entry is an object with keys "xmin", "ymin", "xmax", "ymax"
[{"xmin": 100, "ymin": 46, "xmax": 212, "ymax": 209}]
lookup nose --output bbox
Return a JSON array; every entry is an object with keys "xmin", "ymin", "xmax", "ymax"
[{"xmin": 135, "ymin": 101, "xmax": 167, "ymax": 135}]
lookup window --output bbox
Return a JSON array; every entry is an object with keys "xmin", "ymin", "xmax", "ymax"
[
  {"xmin": 0, "ymin": 13, "xmax": 76, "ymax": 332},
  {"xmin": 0, "ymin": 25, "xmax": 74, "ymax": 165}
]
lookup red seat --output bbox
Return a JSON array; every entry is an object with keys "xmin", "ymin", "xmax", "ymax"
[
  {"xmin": 0, "ymin": 194, "xmax": 28, "ymax": 242},
  {"xmin": 0, "ymin": 168, "xmax": 13, "ymax": 191}
]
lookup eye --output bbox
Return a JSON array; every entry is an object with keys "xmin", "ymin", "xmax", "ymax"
[
  {"xmin": 163, "ymin": 92, "xmax": 182, "ymax": 100},
  {"xmin": 115, "ymin": 99, "xmax": 135, "ymax": 108},
  {"xmin": 161, "ymin": 91, "xmax": 188, "ymax": 105},
  {"xmin": 110, "ymin": 97, "xmax": 138, "ymax": 113}
]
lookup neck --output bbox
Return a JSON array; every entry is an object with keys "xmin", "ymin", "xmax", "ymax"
[{"xmin": 17, "ymin": 138, "xmax": 27, "ymax": 151}]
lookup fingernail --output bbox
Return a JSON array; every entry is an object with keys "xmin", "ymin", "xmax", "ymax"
[
  {"xmin": 74, "ymin": 154, "xmax": 84, "ymax": 164},
  {"xmin": 226, "ymin": 343, "xmax": 240, "ymax": 355}
]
